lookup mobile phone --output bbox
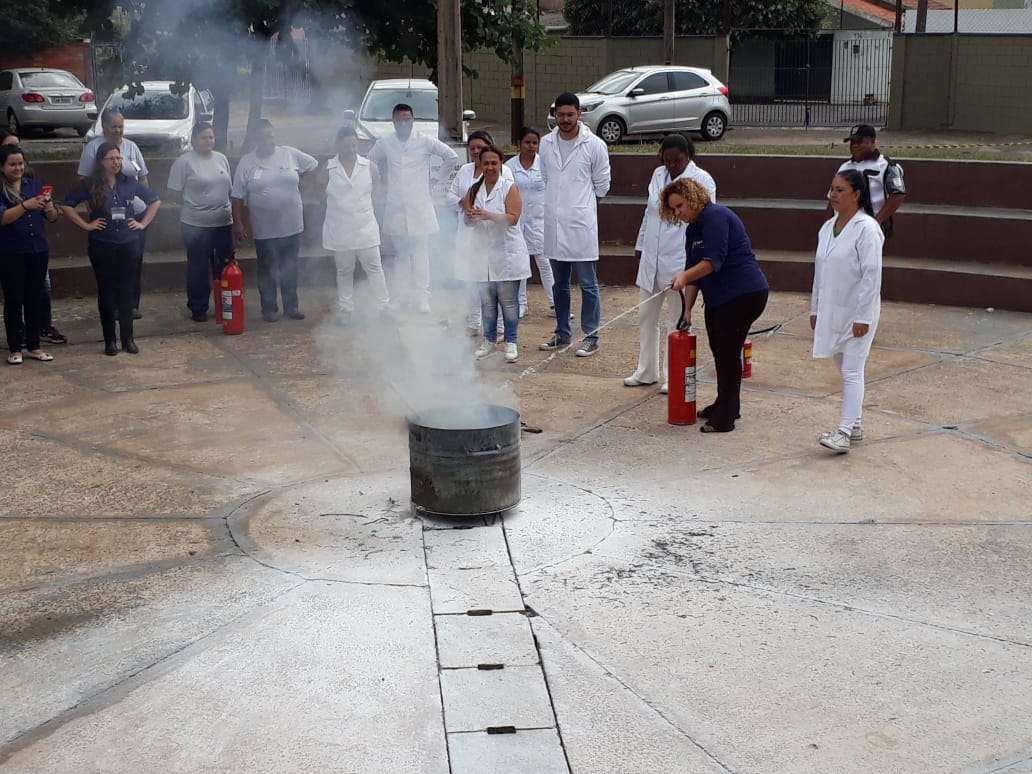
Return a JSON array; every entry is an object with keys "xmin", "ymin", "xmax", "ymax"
[{"xmin": 41, "ymin": 185, "xmax": 53, "ymax": 202}]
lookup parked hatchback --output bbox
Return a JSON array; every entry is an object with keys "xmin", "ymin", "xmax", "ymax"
[
  {"xmin": 352, "ymin": 78, "xmax": 475, "ymax": 143},
  {"xmin": 87, "ymin": 81, "xmax": 214, "ymax": 154},
  {"xmin": 547, "ymin": 66, "xmax": 731, "ymax": 143},
  {"xmin": 0, "ymin": 67, "xmax": 96, "ymax": 136}
]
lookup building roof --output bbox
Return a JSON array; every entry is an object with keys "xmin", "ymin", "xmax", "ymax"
[{"xmin": 829, "ymin": 0, "xmax": 952, "ymax": 27}]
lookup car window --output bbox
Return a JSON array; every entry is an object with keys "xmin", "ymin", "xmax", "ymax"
[
  {"xmin": 19, "ymin": 71, "xmax": 82, "ymax": 89},
  {"xmin": 635, "ymin": 73, "xmax": 670, "ymax": 95},
  {"xmin": 0, "ymin": 72, "xmax": 12, "ymax": 91},
  {"xmin": 361, "ymin": 90, "xmax": 438, "ymax": 121},
  {"xmin": 671, "ymin": 72, "xmax": 708, "ymax": 91},
  {"xmin": 584, "ymin": 71, "xmax": 639, "ymax": 95},
  {"xmin": 106, "ymin": 90, "xmax": 189, "ymax": 120}
]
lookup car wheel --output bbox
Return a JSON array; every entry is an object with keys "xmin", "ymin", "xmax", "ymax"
[
  {"xmin": 700, "ymin": 111, "xmax": 727, "ymax": 141},
  {"xmin": 596, "ymin": 116, "xmax": 625, "ymax": 145},
  {"xmin": 76, "ymin": 125, "xmax": 90, "ymax": 137},
  {"xmin": 7, "ymin": 111, "xmax": 20, "ymax": 135}
]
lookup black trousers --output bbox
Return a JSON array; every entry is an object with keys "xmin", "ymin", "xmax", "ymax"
[
  {"xmin": 1, "ymin": 250, "xmax": 48, "ymax": 352},
  {"xmin": 132, "ymin": 230, "xmax": 147, "ymax": 311},
  {"xmin": 703, "ymin": 289, "xmax": 768, "ymax": 430},
  {"xmin": 88, "ymin": 241, "xmax": 138, "ymax": 344},
  {"xmin": 255, "ymin": 234, "xmax": 301, "ymax": 315}
]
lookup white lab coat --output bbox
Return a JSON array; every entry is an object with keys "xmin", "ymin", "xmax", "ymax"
[
  {"xmin": 634, "ymin": 162, "xmax": 717, "ymax": 291},
  {"xmin": 322, "ymin": 155, "xmax": 380, "ymax": 252},
  {"xmin": 810, "ymin": 212, "xmax": 884, "ymax": 359},
  {"xmin": 539, "ymin": 124, "xmax": 610, "ymax": 262},
  {"xmin": 454, "ymin": 177, "xmax": 530, "ymax": 283},
  {"xmin": 448, "ymin": 161, "xmax": 513, "ymax": 208},
  {"xmin": 504, "ymin": 155, "xmax": 545, "ymax": 256},
  {"xmin": 368, "ymin": 132, "xmax": 458, "ymax": 237}
]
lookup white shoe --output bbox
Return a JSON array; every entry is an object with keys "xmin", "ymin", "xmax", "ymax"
[
  {"xmin": 659, "ymin": 382, "xmax": 668, "ymax": 394},
  {"xmin": 623, "ymin": 375, "xmax": 657, "ymax": 387},
  {"xmin": 850, "ymin": 425, "xmax": 864, "ymax": 441},
  {"xmin": 504, "ymin": 342, "xmax": 518, "ymax": 362},
  {"xmin": 417, "ymin": 300, "xmax": 431, "ymax": 314},
  {"xmin": 474, "ymin": 341, "xmax": 495, "ymax": 359},
  {"xmin": 519, "ymin": 306, "xmax": 528, "ymax": 318},
  {"xmin": 819, "ymin": 430, "xmax": 851, "ymax": 453}
]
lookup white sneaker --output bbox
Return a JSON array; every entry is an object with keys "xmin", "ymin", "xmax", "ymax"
[
  {"xmin": 417, "ymin": 300, "xmax": 431, "ymax": 314},
  {"xmin": 503, "ymin": 342, "xmax": 518, "ymax": 362},
  {"xmin": 850, "ymin": 425, "xmax": 864, "ymax": 441},
  {"xmin": 659, "ymin": 382, "xmax": 668, "ymax": 394},
  {"xmin": 519, "ymin": 306, "xmax": 528, "ymax": 318},
  {"xmin": 819, "ymin": 430, "xmax": 851, "ymax": 453},
  {"xmin": 623, "ymin": 375, "xmax": 657, "ymax": 387},
  {"xmin": 474, "ymin": 341, "xmax": 495, "ymax": 360}
]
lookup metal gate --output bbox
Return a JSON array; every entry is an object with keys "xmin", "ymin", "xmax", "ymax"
[{"xmin": 728, "ymin": 31, "xmax": 892, "ymax": 128}]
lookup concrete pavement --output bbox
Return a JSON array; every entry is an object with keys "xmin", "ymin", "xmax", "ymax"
[{"xmin": 1, "ymin": 285, "xmax": 1031, "ymax": 773}]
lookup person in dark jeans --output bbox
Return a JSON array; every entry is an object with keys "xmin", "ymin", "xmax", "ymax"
[
  {"xmin": 167, "ymin": 122, "xmax": 234, "ymax": 321},
  {"xmin": 665, "ymin": 177, "xmax": 769, "ymax": 433},
  {"xmin": 0, "ymin": 145, "xmax": 60, "ymax": 364},
  {"xmin": 61, "ymin": 142, "xmax": 160, "ymax": 356}
]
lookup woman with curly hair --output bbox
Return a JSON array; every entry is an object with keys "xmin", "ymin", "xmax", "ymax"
[{"xmin": 664, "ymin": 177, "xmax": 768, "ymax": 433}]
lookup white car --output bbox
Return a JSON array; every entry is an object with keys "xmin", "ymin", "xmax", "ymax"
[
  {"xmin": 87, "ymin": 81, "xmax": 214, "ymax": 154},
  {"xmin": 352, "ymin": 79, "xmax": 475, "ymax": 143},
  {"xmin": 547, "ymin": 66, "xmax": 732, "ymax": 143}
]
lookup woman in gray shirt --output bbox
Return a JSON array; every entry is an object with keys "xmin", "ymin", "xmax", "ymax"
[{"xmin": 167, "ymin": 123, "xmax": 233, "ymax": 322}]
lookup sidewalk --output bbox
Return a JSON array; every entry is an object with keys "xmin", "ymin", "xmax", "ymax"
[{"xmin": 1, "ymin": 285, "xmax": 1031, "ymax": 772}]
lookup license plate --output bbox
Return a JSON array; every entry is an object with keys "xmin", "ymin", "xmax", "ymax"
[{"xmin": 52, "ymin": 97, "xmax": 72, "ymax": 104}]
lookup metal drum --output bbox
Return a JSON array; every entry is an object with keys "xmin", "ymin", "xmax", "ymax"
[{"xmin": 408, "ymin": 404, "xmax": 521, "ymax": 516}]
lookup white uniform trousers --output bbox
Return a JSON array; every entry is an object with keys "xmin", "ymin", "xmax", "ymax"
[
  {"xmin": 628, "ymin": 282, "xmax": 682, "ymax": 385},
  {"xmin": 392, "ymin": 234, "xmax": 431, "ymax": 308},
  {"xmin": 334, "ymin": 246, "xmax": 390, "ymax": 313},
  {"xmin": 518, "ymin": 254, "xmax": 554, "ymax": 310}
]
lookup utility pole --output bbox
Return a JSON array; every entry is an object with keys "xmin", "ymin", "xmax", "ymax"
[
  {"xmin": 916, "ymin": 0, "xmax": 929, "ymax": 33},
  {"xmin": 663, "ymin": 0, "xmax": 675, "ymax": 64},
  {"xmin": 437, "ymin": 0, "xmax": 463, "ymax": 142}
]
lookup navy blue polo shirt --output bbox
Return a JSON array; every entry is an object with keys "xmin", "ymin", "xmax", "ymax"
[
  {"xmin": 62, "ymin": 176, "xmax": 159, "ymax": 246},
  {"xmin": 685, "ymin": 202, "xmax": 768, "ymax": 308},
  {"xmin": 0, "ymin": 177, "xmax": 49, "ymax": 255}
]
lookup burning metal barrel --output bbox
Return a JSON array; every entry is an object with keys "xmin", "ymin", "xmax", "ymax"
[{"xmin": 408, "ymin": 404, "xmax": 521, "ymax": 516}]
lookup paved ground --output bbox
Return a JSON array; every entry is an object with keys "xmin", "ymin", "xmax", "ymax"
[{"xmin": 1, "ymin": 283, "xmax": 1031, "ymax": 773}]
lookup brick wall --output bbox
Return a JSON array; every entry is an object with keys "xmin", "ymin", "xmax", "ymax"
[{"xmin": 0, "ymin": 42, "xmax": 95, "ymax": 89}]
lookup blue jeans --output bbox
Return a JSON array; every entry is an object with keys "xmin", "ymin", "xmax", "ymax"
[
  {"xmin": 182, "ymin": 224, "xmax": 233, "ymax": 314},
  {"xmin": 550, "ymin": 260, "xmax": 600, "ymax": 344},
  {"xmin": 479, "ymin": 280, "xmax": 520, "ymax": 344},
  {"xmin": 255, "ymin": 233, "xmax": 302, "ymax": 315}
]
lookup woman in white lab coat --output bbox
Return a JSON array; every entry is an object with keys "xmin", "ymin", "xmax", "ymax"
[
  {"xmin": 504, "ymin": 126, "xmax": 553, "ymax": 317},
  {"xmin": 624, "ymin": 135, "xmax": 716, "ymax": 393},
  {"xmin": 811, "ymin": 169, "xmax": 884, "ymax": 454},
  {"xmin": 449, "ymin": 130, "xmax": 513, "ymax": 335},
  {"xmin": 458, "ymin": 145, "xmax": 530, "ymax": 364}
]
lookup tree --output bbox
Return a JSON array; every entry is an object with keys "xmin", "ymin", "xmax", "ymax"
[
  {"xmin": 565, "ymin": 0, "xmax": 826, "ymax": 38},
  {"xmin": 0, "ymin": 0, "xmax": 89, "ymax": 58}
]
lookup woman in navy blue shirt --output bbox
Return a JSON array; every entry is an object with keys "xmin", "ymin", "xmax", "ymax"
[
  {"xmin": 664, "ymin": 178, "xmax": 769, "ymax": 433},
  {"xmin": 1, "ymin": 145, "xmax": 60, "ymax": 365},
  {"xmin": 61, "ymin": 142, "xmax": 160, "ymax": 356}
]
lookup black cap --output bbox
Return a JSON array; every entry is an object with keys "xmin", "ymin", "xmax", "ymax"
[{"xmin": 844, "ymin": 124, "xmax": 876, "ymax": 142}]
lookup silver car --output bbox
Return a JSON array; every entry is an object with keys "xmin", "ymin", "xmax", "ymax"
[
  {"xmin": 0, "ymin": 68, "xmax": 97, "ymax": 136},
  {"xmin": 352, "ymin": 78, "xmax": 475, "ymax": 143},
  {"xmin": 87, "ymin": 81, "xmax": 214, "ymax": 154},
  {"xmin": 547, "ymin": 66, "xmax": 731, "ymax": 144}
]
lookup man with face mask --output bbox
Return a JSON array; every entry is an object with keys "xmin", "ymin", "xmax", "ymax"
[
  {"xmin": 368, "ymin": 104, "xmax": 458, "ymax": 314},
  {"xmin": 837, "ymin": 124, "xmax": 906, "ymax": 237},
  {"xmin": 231, "ymin": 119, "xmax": 318, "ymax": 322}
]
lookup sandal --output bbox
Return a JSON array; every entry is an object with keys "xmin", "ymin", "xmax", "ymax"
[
  {"xmin": 7, "ymin": 352, "xmax": 22, "ymax": 365},
  {"xmin": 24, "ymin": 350, "xmax": 54, "ymax": 362},
  {"xmin": 700, "ymin": 422, "xmax": 735, "ymax": 433}
]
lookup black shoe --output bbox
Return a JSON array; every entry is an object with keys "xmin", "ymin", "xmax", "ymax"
[
  {"xmin": 104, "ymin": 341, "xmax": 118, "ymax": 356},
  {"xmin": 286, "ymin": 310, "xmax": 305, "ymax": 320},
  {"xmin": 262, "ymin": 312, "xmax": 279, "ymax": 323},
  {"xmin": 191, "ymin": 312, "xmax": 208, "ymax": 323},
  {"xmin": 131, "ymin": 309, "xmax": 142, "ymax": 320},
  {"xmin": 40, "ymin": 327, "xmax": 68, "ymax": 345},
  {"xmin": 122, "ymin": 339, "xmax": 139, "ymax": 354}
]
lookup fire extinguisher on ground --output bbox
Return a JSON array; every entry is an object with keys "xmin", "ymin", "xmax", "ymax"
[
  {"xmin": 742, "ymin": 338, "xmax": 753, "ymax": 378},
  {"xmin": 667, "ymin": 289, "xmax": 697, "ymax": 426},
  {"xmin": 220, "ymin": 254, "xmax": 245, "ymax": 335}
]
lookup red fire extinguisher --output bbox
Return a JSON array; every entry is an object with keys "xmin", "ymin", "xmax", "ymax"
[
  {"xmin": 668, "ymin": 289, "xmax": 697, "ymax": 426},
  {"xmin": 220, "ymin": 254, "xmax": 245, "ymax": 335},
  {"xmin": 742, "ymin": 338, "xmax": 753, "ymax": 378}
]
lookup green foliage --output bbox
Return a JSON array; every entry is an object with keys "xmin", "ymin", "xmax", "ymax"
[
  {"xmin": 564, "ymin": 0, "xmax": 826, "ymax": 39},
  {"xmin": 0, "ymin": 0, "xmax": 89, "ymax": 57}
]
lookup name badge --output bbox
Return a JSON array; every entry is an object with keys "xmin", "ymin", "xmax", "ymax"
[
  {"xmin": 252, "ymin": 168, "xmax": 263, "ymax": 181},
  {"xmin": 111, "ymin": 206, "xmax": 127, "ymax": 221},
  {"xmin": 128, "ymin": 159, "xmax": 141, "ymax": 174}
]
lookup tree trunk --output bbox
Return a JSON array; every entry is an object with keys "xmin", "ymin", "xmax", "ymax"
[
  {"xmin": 244, "ymin": 46, "xmax": 267, "ymax": 151},
  {"xmin": 916, "ymin": 0, "xmax": 928, "ymax": 32}
]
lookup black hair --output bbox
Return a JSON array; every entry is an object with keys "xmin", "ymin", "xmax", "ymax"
[
  {"xmin": 0, "ymin": 128, "xmax": 18, "ymax": 144},
  {"xmin": 336, "ymin": 126, "xmax": 358, "ymax": 142},
  {"xmin": 0, "ymin": 145, "xmax": 27, "ymax": 204},
  {"xmin": 835, "ymin": 169, "xmax": 874, "ymax": 217},
  {"xmin": 659, "ymin": 134, "xmax": 696, "ymax": 160},
  {"xmin": 100, "ymin": 107, "xmax": 123, "ymax": 128},
  {"xmin": 467, "ymin": 129, "xmax": 494, "ymax": 146},
  {"xmin": 517, "ymin": 126, "xmax": 541, "ymax": 142},
  {"xmin": 191, "ymin": 121, "xmax": 214, "ymax": 140},
  {"xmin": 393, "ymin": 103, "xmax": 414, "ymax": 116},
  {"xmin": 466, "ymin": 144, "xmax": 506, "ymax": 205},
  {"xmin": 554, "ymin": 92, "xmax": 580, "ymax": 110}
]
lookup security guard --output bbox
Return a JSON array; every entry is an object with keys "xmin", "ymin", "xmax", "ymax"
[{"xmin": 838, "ymin": 124, "xmax": 906, "ymax": 236}]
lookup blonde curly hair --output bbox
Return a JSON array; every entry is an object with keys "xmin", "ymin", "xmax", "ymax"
[{"xmin": 659, "ymin": 177, "xmax": 711, "ymax": 224}]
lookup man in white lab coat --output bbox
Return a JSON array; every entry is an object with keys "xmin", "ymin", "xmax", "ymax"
[
  {"xmin": 537, "ymin": 92, "xmax": 611, "ymax": 357},
  {"xmin": 368, "ymin": 104, "xmax": 458, "ymax": 313}
]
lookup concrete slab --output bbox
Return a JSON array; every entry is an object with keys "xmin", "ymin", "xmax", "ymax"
[
  {"xmin": 230, "ymin": 474, "xmax": 425, "ymax": 585},
  {"xmin": 965, "ymin": 414, "xmax": 1032, "ymax": 458},
  {"xmin": 0, "ymin": 582, "xmax": 448, "ymax": 774},
  {"xmin": 439, "ymin": 665, "xmax": 556, "ymax": 732},
  {"xmin": 448, "ymin": 728, "xmax": 569, "ymax": 774},
  {"xmin": 424, "ymin": 524, "xmax": 512, "ymax": 570},
  {"xmin": 533, "ymin": 619, "xmax": 728, "ymax": 774},
  {"xmin": 520, "ymin": 554, "xmax": 1032, "ymax": 773},
  {"xmin": 427, "ymin": 568, "xmax": 525, "ymax": 615},
  {"xmin": 436, "ymin": 612, "xmax": 539, "ymax": 668},
  {"xmin": 973, "ymin": 331, "xmax": 1032, "ymax": 370}
]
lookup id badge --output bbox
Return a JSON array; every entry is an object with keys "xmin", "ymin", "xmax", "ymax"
[
  {"xmin": 128, "ymin": 159, "xmax": 141, "ymax": 174},
  {"xmin": 111, "ymin": 206, "xmax": 127, "ymax": 221}
]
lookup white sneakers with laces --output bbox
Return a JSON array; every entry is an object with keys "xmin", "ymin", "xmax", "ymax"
[
  {"xmin": 504, "ymin": 343, "xmax": 518, "ymax": 363},
  {"xmin": 474, "ymin": 341, "xmax": 495, "ymax": 360},
  {"xmin": 819, "ymin": 430, "xmax": 851, "ymax": 453}
]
